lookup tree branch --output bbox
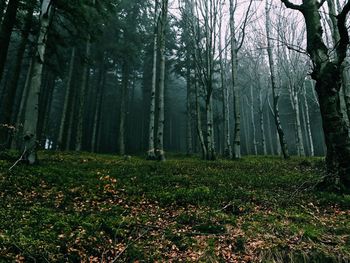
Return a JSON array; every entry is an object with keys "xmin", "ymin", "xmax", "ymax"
[
  {"xmin": 337, "ymin": 0, "xmax": 350, "ymax": 64},
  {"xmin": 280, "ymin": 0, "xmax": 303, "ymax": 11},
  {"xmin": 317, "ymin": 0, "xmax": 327, "ymax": 9}
]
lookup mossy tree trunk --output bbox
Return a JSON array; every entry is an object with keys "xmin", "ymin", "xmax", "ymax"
[{"xmin": 282, "ymin": 0, "xmax": 350, "ymax": 187}]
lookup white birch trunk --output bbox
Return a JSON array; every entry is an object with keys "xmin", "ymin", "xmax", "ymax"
[
  {"xmin": 229, "ymin": 0, "xmax": 241, "ymax": 159},
  {"xmin": 147, "ymin": 0, "xmax": 159, "ymax": 160},
  {"xmin": 22, "ymin": 0, "xmax": 52, "ymax": 163},
  {"xmin": 156, "ymin": 0, "xmax": 168, "ymax": 161}
]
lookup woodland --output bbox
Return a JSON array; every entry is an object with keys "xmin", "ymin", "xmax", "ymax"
[{"xmin": 1, "ymin": 0, "xmax": 350, "ymax": 262}]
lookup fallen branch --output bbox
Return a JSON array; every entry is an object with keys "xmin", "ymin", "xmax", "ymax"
[{"xmin": 8, "ymin": 146, "xmax": 27, "ymax": 171}]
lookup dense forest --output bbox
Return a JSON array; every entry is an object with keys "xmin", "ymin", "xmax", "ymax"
[
  {"xmin": 1, "ymin": 0, "xmax": 350, "ymax": 261},
  {"xmin": 0, "ymin": 0, "xmax": 349, "ymax": 176}
]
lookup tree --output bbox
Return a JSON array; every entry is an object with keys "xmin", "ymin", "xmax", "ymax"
[
  {"xmin": 156, "ymin": 0, "xmax": 169, "ymax": 161},
  {"xmin": 147, "ymin": 0, "xmax": 160, "ymax": 160},
  {"xmin": 22, "ymin": 0, "xmax": 52, "ymax": 164},
  {"xmin": 0, "ymin": 0, "xmax": 36, "ymax": 146},
  {"xmin": 265, "ymin": 0, "xmax": 289, "ymax": 159},
  {"xmin": 281, "ymin": 0, "xmax": 350, "ymax": 187}
]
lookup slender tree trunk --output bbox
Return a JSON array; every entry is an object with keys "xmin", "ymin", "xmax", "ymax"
[
  {"xmin": 0, "ymin": 2, "xmax": 34, "ymax": 145},
  {"xmin": 258, "ymin": 89, "xmax": 267, "ymax": 155},
  {"xmin": 186, "ymin": 65, "xmax": 193, "ymax": 155},
  {"xmin": 22, "ymin": 0, "xmax": 52, "ymax": 164},
  {"xmin": 11, "ymin": 57, "xmax": 33, "ymax": 149},
  {"xmin": 195, "ymin": 80, "xmax": 207, "ymax": 159},
  {"xmin": 156, "ymin": 0, "xmax": 168, "ymax": 161},
  {"xmin": 230, "ymin": 0, "xmax": 241, "ymax": 159},
  {"xmin": 0, "ymin": 0, "xmax": 19, "ymax": 83},
  {"xmin": 147, "ymin": 0, "xmax": 159, "ymax": 160},
  {"xmin": 57, "ymin": 47, "xmax": 76, "ymax": 149},
  {"xmin": 265, "ymin": 1, "xmax": 289, "ymax": 159},
  {"xmin": 301, "ymin": 85, "xmax": 314, "ymax": 156},
  {"xmin": 266, "ymin": 107, "xmax": 274, "ymax": 155},
  {"xmin": 293, "ymin": 87, "xmax": 305, "ymax": 156},
  {"xmin": 250, "ymin": 85, "xmax": 257, "ymax": 155},
  {"xmin": 75, "ymin": 41, "xmax": 91, "ymax": 151},
  {"xmin": 341, "ymin": 58, "xmax": 350, "ymax": 125},
  {"xmin": 118, "ymin": 61, "xmax": 129, "ymax": 155},
  {"xmin": 91, "ymin": 59, "xmax": 105, "ymax": 153},
  {"xmin": 219, "ymin": 24, "xmax": 232, "ymax": 158}
]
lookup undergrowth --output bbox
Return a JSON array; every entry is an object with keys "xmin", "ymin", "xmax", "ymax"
[{"xmin": 0, "ymin": 151, "xmax": 349, "ymax": 262}]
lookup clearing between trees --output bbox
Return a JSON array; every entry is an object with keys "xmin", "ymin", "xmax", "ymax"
[{"xmin": 1, "ymin": 151, "xmax": 350, "ymax": 262}]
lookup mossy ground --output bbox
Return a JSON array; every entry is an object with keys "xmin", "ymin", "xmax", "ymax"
[{"xmin": 0, "ymin": 151, "xmax": 350, "ymax": 262}]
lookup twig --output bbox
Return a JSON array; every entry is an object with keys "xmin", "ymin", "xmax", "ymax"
[
  {"xmin": 111, "ymin": 229, "xmax": 149, "ymax": 262},
  {"xmin": 8, "ymin": 146, "xmax": 27, "ymax": 171}
]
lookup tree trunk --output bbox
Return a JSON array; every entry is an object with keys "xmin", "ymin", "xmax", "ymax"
[
  {"xmin": 301, "ymin": 84, "xmax": 314, "ymax": 156},
  {"xmin": 195, "ymin": 79, "xmax": 207, "ymax": 159},
  {"xmin": 258, "ymin": 89, "xmax": 267, "ymax": 155},
  {"xmin": 186, "ymin": 65, "xmax": 193, "ymax": 155},
  {"xmin": 147, "ymin": 0, "xmax": 159, "ymax": 160},
  {"xmin": 250, "ymin": 85, "xmax": 257, "ymax": 155},
  {"xmin": 75, "ymin": 41, "xmax": 91, "ymax": 151},
  {"xmin": 57, "ymin": 47, "xmax": 76, "ymax": 149},
  {"xmin": 289, "ymin": 84, "xmax": 305, "ymax": 156},
  {"xmin": 156, "ymin": 0, "xmax": 168, "ymax": 161},
  {"xmin": 11, "ymin": 57, "xmax": 33, "ymax": 149},
  {"xmin": 91, "ymin": 59, "xmax": 105, "ymax": 153},
  {"xmin": 22, "ymin": 0, "xmax": 52, "ymax": 164},
  {"xmin": 281, "ymin": 0, "xmax": 350, "ymax": 187},
  {"xmin": 0, "ymin": 0, "xmax": 19, "ymax": 83},
  {"xmin": 219, "ymin": 21, "xmax": 232, "ymax": 158},
  {"xmin": 118, "ymin": 61, "xmax": 129, "ymax": 155},
  {"xmin": 230, "ymin": 0, "xmax": 241, "ymax": 159},
  {"xmin": 341, "ymin": 58, "xmax": 350, "ymax": 125},
  {"xmin": 265, "ymin": 1, "xmax": 289, "ymax": 159},
  {"xmin": 0, "ymin": 2, "xmax": 34, "ymax": 146}
]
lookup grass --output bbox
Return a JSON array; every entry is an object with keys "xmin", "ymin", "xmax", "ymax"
[{"xmin": 0, "ymin": 151, "xmax": 350, "ymax": 262}]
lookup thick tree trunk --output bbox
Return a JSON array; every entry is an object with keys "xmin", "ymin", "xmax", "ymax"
[
  {"xmin": 0, "ymin": 0, "xmax": 19, "ymax": 83},
  {"xmin": 22, "ymin": 0, "xmax": 52, "ymax": 164},
  {"xmin": 156, "ymin": 0, "xmax": 168, "ymax": 161},
  {"xmin": 280, "ymin": 0, "xmax": 350, "ymax": 186},
  {"xmin": 0, "ymin": 2, "xmax": 34, "ymax": 146},
  {"xmin": 265, "ymin": 2, "xmax": 289, "ymax": 159},
  {"xmin": 57, "ymin": 47, "xmax": 76, "ymax": 149},
  {"xmin": 75, "ymin": 41, "xmax": 91, "ymax": 151},
  {"xmin": 316, "ymin": 77, "xmax": 350, "ymax": 186}
]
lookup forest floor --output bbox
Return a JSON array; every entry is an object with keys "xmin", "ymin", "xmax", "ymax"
[{"xmin": 0, "ymin": 151, "xmax": 350, "ymax": 262}]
